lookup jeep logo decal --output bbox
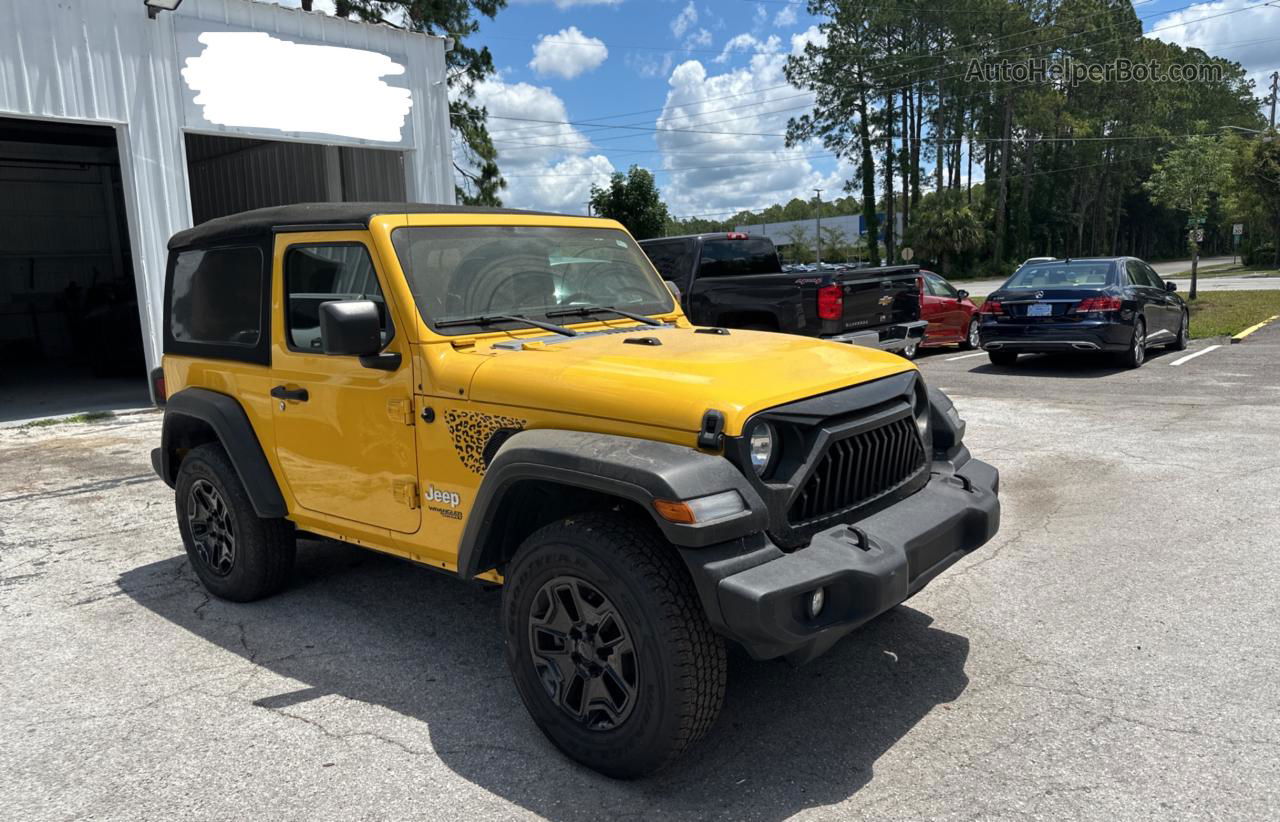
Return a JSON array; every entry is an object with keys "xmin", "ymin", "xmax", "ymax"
[{"xmin": 424, "ymin": 484, "xmax": 461, "ymax": 508}]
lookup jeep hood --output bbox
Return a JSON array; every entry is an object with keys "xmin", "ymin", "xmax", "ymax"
[{"xmin": 464, "ymin": 326, "xmax": 915, "ymax": 436}]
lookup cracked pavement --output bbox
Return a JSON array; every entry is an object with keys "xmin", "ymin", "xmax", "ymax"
[{"xmin": 2, "ymin": 328, "xmax": 1278, "ymax": 820}]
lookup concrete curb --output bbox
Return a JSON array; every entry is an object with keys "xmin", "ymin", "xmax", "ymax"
[{"xmin": 1231, "ymin": 314, "xmax": 1280, "ymax": 344}]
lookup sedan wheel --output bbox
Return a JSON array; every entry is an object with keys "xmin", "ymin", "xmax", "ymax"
[
  {"xmin": 1120, "ymin": 318, "xmax": 1146, "ymax": 369},
  {"xmin": 900, "ymin": 339, "xmax": 920, "ymax": 360},
  {"xmin": 960, "ymin": 318, "xmax": 980, "ymax": 350},
  {"xmin": 1173, "ymin": 311, "xmax": 1190, "ymax": 351}
]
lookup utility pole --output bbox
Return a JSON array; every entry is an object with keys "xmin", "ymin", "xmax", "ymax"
[
  {"xmin": 813, "ymin": 188, "xmax": 823, "ymax": 266},
  {"xmin": 1269, "ymin": 72, "xmax": 1280, "ymax": 131},
  {"xmin": 586, "ymin": 200, "xmax": 593, "ymax": 217}
]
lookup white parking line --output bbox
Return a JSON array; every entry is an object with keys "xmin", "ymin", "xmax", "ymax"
[
  {"xmin": 1170, "ymin": 345, "xmax": 1221, "ymax": 366},
  {"xmin": 945, "ymin": 352, "xmax": 988, "ymax": 361}
]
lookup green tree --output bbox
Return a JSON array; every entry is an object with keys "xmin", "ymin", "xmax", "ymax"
[
  {"xmin": 589, "ymin": 166, "xmax": 670, "ymax": 240},
  {"xmin": 1144, "ymin": 134, "xmax": 1234, "ymax": 297},
  {"xmin": 821, "ymin": 225, "xmax": 852, "ymax": 262},
  {"xmin": 331, "ymin": 0, "xmax": 507, "ymax": 205},
  {"xmin": 782, "ymin": 224, "xmax": 815, "ymax": 263},
  {"xmin": 903, "ymin": 190, "xmax": 986, "ymax": 276}
]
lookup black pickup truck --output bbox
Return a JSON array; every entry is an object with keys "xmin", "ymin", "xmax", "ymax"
[{"xmin": 640, "ymin": 232, "xmax": 926, "ymax": 352}]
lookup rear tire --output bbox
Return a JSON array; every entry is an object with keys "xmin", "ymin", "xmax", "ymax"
[
  {"xmin": 988, "ymin": 350, "xmax": 1018, "ymax": 366},
  {"xmin": 174, "ymin": 443, "xmax": 295, "ymax": 602},
  {"xmin": 960, "ymin": 318, "xmax": 980, "ymax": 350},
  {"xmin": 900, "ymin": 339, "xmax": 920, "ymax": 360},
  {"xmin": 1172, "ymin": 310, "xmax": 1190, "ymax": 350},
  {"xmin": 1118, "ymin": 317, "xmax": 1146, "ymax": 369},
  {"xmin": 502, "ymin": 512, "xmax": 727, "ymax": 779}
]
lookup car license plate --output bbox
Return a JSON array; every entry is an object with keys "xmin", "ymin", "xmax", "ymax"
[{"xmin": 1027, "ymin": 303, "xmax": 1052, "ymax": 317}]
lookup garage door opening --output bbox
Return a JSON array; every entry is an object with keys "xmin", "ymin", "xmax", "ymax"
[
  {"xmin": 0, "ymin": 117, "xmax": 149, "ymax": 425},
  {"xmin": 184, "ymin": 133, "xmax": 407, "ymax": 224}
]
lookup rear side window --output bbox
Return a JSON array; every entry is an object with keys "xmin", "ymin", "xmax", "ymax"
[
  {"xmin": 697, "ymin": 238, "xmax": 779, "ymax": 277},
  {"xmin": 170, "ymin": 246, "xmax": 263, "ymax": 346},
  {"xmin": 284, "ymin": 244, "xmax": 392, "ymax": 352},
  {"xmin": 642, "ymin": 240, "xmax": 694, "ymax": 283},
  {"xmin": 925, "ymin": 273, "xmax": 959, "ymax": 298}
]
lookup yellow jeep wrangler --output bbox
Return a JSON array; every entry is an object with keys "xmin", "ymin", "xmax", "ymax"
[{"xmin": 150, "ymin": 203, "xmax": 1000, "ymax": 778}]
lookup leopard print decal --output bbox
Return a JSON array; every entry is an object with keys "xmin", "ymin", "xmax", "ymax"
[{"xmin": 444, "ymin": 410, "xmax": 527, "ymax": 474}]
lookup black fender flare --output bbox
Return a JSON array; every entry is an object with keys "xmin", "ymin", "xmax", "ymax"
[
  {"xmin": 154, "ymin": 388, "xmax": 287, "ymax": 518},
  {"xmin": 456, "ymin": 429, "xmax": 768, "ymax": 580}
]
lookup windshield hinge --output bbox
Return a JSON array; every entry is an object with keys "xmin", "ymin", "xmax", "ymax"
[
  {"xmin": 393, "ymin": 478, "xmax": 419, "ymax": 509},
  {"xmin": 387, "ymin": 398, "xmax": 415, "ymax": 425}
]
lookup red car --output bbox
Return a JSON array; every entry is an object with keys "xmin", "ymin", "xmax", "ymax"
[{"xmin": 901, "ymin": 270, "xmax": 981, "ymax": 358}]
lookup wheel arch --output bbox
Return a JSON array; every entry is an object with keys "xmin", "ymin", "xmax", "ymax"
[
  {"xmin": 154, "ymin": 388, "xmax": 287, "ymax": 518},
  {"xmin": 456, "ymin": 429, "xmax": 767, "ymax": 581}
]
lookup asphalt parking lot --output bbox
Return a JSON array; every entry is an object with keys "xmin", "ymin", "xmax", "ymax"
[{"xmin": 3, "ymin": 327, "xmax": 1278, "ymax": 821}]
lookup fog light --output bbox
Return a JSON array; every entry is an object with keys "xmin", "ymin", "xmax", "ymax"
[{"xmin": 808, "ymin": 587, "xmax": 826, "ymax": 619}]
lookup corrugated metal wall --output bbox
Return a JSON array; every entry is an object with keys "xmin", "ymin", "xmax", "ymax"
[{"xmin": 0, "ymin": 0, "xmax": 453, "ymax": 370}]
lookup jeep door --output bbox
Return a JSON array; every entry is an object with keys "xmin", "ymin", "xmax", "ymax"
[{"xmin": 269, "ymin": 232, "xmax": 421, "ymax": 534}]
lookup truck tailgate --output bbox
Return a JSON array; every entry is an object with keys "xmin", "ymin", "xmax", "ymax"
[{"xmin": 834, "ymin": 269, "xmax": 921, "ymax": 333}]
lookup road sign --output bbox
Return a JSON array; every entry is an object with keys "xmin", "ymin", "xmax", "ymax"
[
  {"xmin": 1186, "ymin": 216, "xmax": 1206, "ymax": 228},
  {"xmin": 1195, "ymin": 228, "xmax": 1205, "ymax": 243},
  {"xmin": 1233, "ymin": 223, "xmax": 1244, "ymax": 235},
  {"xmin": 901, "ymin": 247, "xmax": 914, "ymax": 261}
]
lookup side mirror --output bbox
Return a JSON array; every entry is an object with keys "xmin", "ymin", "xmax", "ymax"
[
  {"xmin": 664, "ymin": 279, "xmax": 683, "ymax": 303},
  {"xmin": 320, "ymin": 300, "xmax": 382, "ymax": 357},
  {"xmin": 1165, "ymin": 280, "xmax": 1177, "ymax": 292},
  {"xmin": 957, "ymin": 289, "xmax": 970, "ymax": 299}
]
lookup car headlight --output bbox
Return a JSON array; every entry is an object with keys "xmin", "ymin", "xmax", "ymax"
[{"xmin": 747, "ymin": 421, "xmax": 776, "ymax": 476}]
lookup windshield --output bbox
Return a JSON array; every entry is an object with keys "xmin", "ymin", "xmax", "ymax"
[
  {"xmin": 698, "ymin": 238, "xmax": 780, "ymax": 277},
  {"xmin": 1002, "ymin": 261, "xmax": 1115, "ymax": 290},
  {"xmin": 391, "ymin": 225, "xmax": 675, "ymax": 334}
]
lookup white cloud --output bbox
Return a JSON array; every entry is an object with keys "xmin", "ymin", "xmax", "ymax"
[
  {"xmin": 685, "ymin": 28, "xmax": 712, "ymax": 49},
  {"xmin": 1148, "ymin": 0, "xmax": 1280, "ymax": 91},
  {"xmin": 511, "ymin": 0, "xmax": 624, "ymax": 8},
  {"xmin": 529, "ymin": 26, "xmax": 608, "ymax": 79},
  {"xmin": 655, "ymin": 34, "xmax": 844, "ymax": 217},
  {"xmin": 714, "ymin": 33, "xmax": 779, "ymax": 64},
  {"xmin": 470, "ymin": 79, "xmax": 615, "ymax": 213},
  {"xmin": 773, "ymin": 5, "xmax": 797, "ymax": 27},
  {"xmin": 671, "ymin": 1, "xmax": 698, "ymax": 38},
  {"xmin": 629, "ymin": 51, "xmax": 675, "ymax": 79}
]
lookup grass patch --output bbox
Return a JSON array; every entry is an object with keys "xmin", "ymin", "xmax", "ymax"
[
  {"xmin": 1187, "ymin": 291, "xmax": 1280, "ymax": 338},
  {"xmin": 1165, "ymin": 264, "xmax": 1279, "ymax": 279},
  {"xmin": 19, "ymin": 410, "xmax": 117, "ymax": 429},
  {"xmin": 971, "ymin": 291, "xmax": 1280, "ymax": 338}
]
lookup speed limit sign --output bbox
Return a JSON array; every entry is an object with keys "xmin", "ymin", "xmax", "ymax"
[{"xmin": 1195, "ymin": 228, "xmax": 1205, "ymax": 243}]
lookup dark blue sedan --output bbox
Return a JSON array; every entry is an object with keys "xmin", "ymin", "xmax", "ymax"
[{"xmin": 977, "ymin": 257, "xmax": 1189, "ymax": 369}]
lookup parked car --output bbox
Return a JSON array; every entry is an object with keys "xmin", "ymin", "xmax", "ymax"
[
  {"xmin": 640, "ymin": 232, "xmax": 926, "ymax": 352},
  {"xmin": 152, "ymin": 203, "xmax": 1000, "ymax": 779},
  {"xmin": 901, "ymin": 270, "xmax": 981, "ymax": 359},
  {"xmin": 978, "ymin": 257, "xmax": 1188, "ymax": 368}
]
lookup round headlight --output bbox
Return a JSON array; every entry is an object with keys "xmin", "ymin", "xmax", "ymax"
[{"xmin": 748, "ymin": 422, "xmax": 776, "ymax": 475}]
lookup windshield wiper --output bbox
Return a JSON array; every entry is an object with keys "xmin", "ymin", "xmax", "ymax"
[
  {"xmin": 545, "ymin": 304, "xmax": 663, "ymax": 326},
  {"xmin": 434, "ymin": 314, "xmax": 578, "ymax": 336}
]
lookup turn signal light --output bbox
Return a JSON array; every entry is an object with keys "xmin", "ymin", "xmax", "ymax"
[
  {"xmin": 979, "ymin": 300, "xmax": 1003, "ymax": 315},
  {"xmin": 1072, "ymin": 296, "xmax": 1123, "ymax": 313},
  {"xmin": 817, "ymin": 284, "xmax": 843, "ymax": 319}
]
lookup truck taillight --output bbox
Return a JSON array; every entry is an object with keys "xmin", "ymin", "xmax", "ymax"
[
  {"xmin": 979, "ymin": 300, "xmax": 1003, "ymax": 315},
  {"xmin": 1071, "ymin": 296, "xmax": 1123, "ymax": 313},
  {"xmin": 150, "ymin": 367, "xmax": 166, "ymax": 407},
  {"xmin": 817, "ymin": 284, "xmax": 843, "ymax": 320}
]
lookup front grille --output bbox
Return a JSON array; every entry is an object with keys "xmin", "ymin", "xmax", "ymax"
[{"xmin": 788, "ymin": 415, "xmax": 926, "ymax": 524}]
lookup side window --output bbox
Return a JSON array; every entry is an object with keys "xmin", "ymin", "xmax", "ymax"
[
  {"xmin": 926, "ymin": 273, "xmax": 958, "ymax": 298},
  {"xmin": 1125, "ymin": 261, "xmax": 1147, "ymax": 287},
  {"xmin": 284, "ymin": 244, "xmax": 392, "ymax": 352},
  {"xmin": 170, "ymin": 246, "xmax": 263, "ymax": 346}
]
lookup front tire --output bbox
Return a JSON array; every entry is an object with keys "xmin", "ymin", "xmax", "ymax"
[
  {"xmin": 174, "ymin": 443, "xmax": 295, "ymax": 602},
  {"xmin": 900, "ymin": 338, "xmax": 920, "ymax": 360},
  {"xmin": 1172, "ymin": 310, "xmax": 1190, "ymax": 350},
  {"xmin": 502, "ymin": 512, "xmax": 727, "ymax": 779}
]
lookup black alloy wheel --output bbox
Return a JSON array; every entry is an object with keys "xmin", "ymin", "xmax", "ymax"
[
  {"xmin": 529, "ymin": 576, "xmax": 639, "ymax": 731},
  {"xmin": 187, "ymin": 479, "xmax": 236, "ymax": 577}
]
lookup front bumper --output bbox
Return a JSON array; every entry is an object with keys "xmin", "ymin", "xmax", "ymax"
[
  {"xmin": 680, "ymin": 454, "xmax": 999, "ymax": 664},
  {"xmin": 826, "ymin": 320, "xmax": 927, "ymax": 353},
  {"xmin": 979, "ymin": 318, "xmax": 1131, "ymax": 352}
]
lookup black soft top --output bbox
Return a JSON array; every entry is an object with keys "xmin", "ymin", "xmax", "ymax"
[{"xmin": 167, "ymin": 202, "xmax": 567, "ymax": 250}]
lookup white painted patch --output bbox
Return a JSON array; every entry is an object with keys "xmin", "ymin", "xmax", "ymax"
[
  {"xmin": 1170, "ymin": 345, "xmax": 1220, "ymax": 366},
  {"xmin": 181, "ymin": 32, "xmax": 412, "ymax": 143},
  {"xmin": 946, "ymin": 352, "xmax": 988, "ymax": 361}
]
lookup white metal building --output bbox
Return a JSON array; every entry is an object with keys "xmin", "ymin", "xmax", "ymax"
[{"xmin": 0, "ymin": 0, "xmax": 453, "ymax": 416}]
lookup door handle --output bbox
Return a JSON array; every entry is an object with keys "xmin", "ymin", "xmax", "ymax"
[{"xmin": 270, "ymin": 385, "xmax": 309, "ymax": 402}]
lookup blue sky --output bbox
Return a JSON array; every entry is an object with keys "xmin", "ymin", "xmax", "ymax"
[{"xmin": 275, "ymin": 0, "xmax": 1280, "ymax": 218}]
